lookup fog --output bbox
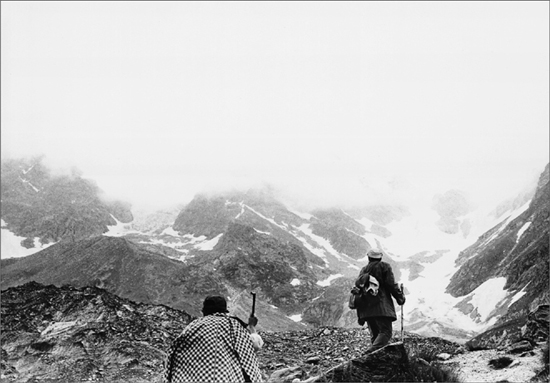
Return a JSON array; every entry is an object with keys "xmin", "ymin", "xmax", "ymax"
[{"xmin": 2, "ymin": 2, "xmax": 548, "ymax": 212}]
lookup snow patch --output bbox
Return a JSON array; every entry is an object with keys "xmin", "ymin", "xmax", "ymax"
[
  {"xmin": 288, "ymin": 314, "xmax": 302, "ymax": 322},
  {"xmin": 162, "ymin": 227, "xmax": 181, "ymax": 237},
  {"xmin": 516, "ymin": 222, "xmax": 531, "ymax": 243},
  {"xmin": 288, "ymin": 209, "xmax": 313, "ymax": 220},
  {"xmin": 509, "ymin": 282, "xmax": 530, "ymax": 305},
  {"xmin": 246, "ymin": 206, "xmax": 287, "ymax": 231},
  {"xmin": 19, "ymin": 175, "xmax": 40, "ymax": 192},
  {"xmin": 466, "ymin": 277, "xmax": 508, "ymax": 322},
  {"xmin": 297, "ymin": 224, "xmax": 343, "ymax": 261},
  {"xmin": 22, "ymin": 164, "xmax": 35, "ymax": 174},
  {"xmin": 195, "ymin": 234, "xmax": 222, "ymax": 250},
  {"xmin": 482, "ymin": 201, "xmax": 531, "ymax": 247},
  {"xmin": 254, "ymin": 229, "xmax": 271, "ymax": 235},
  {"xmin": 1, "ymin": 220, "xmax": 54, "ymax": 258},
  {"xmin": 235, "ymin": 202, "xmax": 245, "ymax": 219},
  {"xmin": 104, "ymin": 215, "xmax": 133, "ymax": 237},
  {"xmin": 317, "ymin": 274, "xmax": 343, "ymax": 287},
  {"xmin": 290, "ymin": 278, "xmax": 301, "ymax": 286}
]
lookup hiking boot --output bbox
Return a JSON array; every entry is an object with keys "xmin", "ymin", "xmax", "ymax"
[{"xmin": 365, "ymin": 334, "xmax": 390, "ymax": 354}]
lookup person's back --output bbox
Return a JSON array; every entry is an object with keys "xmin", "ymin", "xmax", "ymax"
[
  {"xmin": 164, "ymin": 296, "xmax": 262, "ymax": 383},
  {"xmin": 355, "ymin": 250, "xmax": 405, "ymax": 353}
]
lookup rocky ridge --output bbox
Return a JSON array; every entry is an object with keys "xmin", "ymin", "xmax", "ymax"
[
  {"xmin": 0, "ymin": 281, "xmax": 194, "ymax": 383},
  {"xmin": 0, "ymin": 157, "xmax": 133, "ymax": 248}
]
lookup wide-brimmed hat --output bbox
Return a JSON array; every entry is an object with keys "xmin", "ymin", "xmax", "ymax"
[
  {"xmin": 202, "ymin": 295, "xmax": 229, "ymax": 315},
  {"xmin": 367, "ymin": 249, "xmax": 384, "ymax": 259}
]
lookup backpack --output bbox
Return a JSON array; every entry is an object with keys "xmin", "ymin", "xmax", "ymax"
[{"xmin": 348, "ymin": 271, "xmax": 381, "ymax": 309}]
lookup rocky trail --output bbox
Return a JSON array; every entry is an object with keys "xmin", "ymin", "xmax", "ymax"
[{"xmin": 256, "ymin": 327, "xmax": 547, "ymax": 383}]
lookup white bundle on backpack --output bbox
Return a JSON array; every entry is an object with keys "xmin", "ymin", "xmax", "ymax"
[{"xmin": 365, "ymin": 275, "xmax": 379, "ymax": 296}]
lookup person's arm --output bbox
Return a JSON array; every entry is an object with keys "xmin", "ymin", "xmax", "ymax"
[
  {"xmin": 383, "ymin": 264, "xmax": 406, "ymax": 305},
  {"xmin": 247, "ymin": 315, "xmax": 263, "ymax": 350}
]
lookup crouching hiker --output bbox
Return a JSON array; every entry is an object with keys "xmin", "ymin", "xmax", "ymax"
[
  {"xmin": 354, "ymin": 249, "xmax": 405, "ymax": 353},
  {"xmin": 163, "ymin": 295, "xmax": 263, "ymax": 383}
]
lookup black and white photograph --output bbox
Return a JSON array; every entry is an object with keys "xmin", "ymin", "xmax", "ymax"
[{"xmin": 1, "ymin": 1, "xmax": 548, "ymax": 382}]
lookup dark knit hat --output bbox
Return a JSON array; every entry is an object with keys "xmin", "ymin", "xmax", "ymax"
[
  {"xmin": 202, "ymin": 295, "xmax": 228, "ymax": 315},
  {"xmin": 367, "ymin": 249, "xmax": 384, "ymax": 259}
]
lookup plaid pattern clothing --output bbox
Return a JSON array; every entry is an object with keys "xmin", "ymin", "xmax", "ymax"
[{"xmin": 163, "ymin": 313, "xmax": 262, "ymax": 383}]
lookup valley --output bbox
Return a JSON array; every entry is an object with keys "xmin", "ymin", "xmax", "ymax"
[{"xmin": 1, "ymin": 157, "xmax": 548, "ymax": 381}]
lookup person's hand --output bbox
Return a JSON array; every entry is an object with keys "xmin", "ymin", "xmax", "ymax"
[
  {"xmin": 248, "ymin": 315, "xmax": 258, "ymax": 327},
  {"xmin": 396, "ymin": 296, "xmax": 406, "ymax": 306}
]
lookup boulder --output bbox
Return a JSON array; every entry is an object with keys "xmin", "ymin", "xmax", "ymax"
[
  {"xmin": 320, "ymin": 343, "xmax": 409, "ymax": 382},
  {"xmin": 507, "ymin": 340, "xmax": 534, "ymax": 354},
  {"xmin": 267, "ymin": 366, "xmax": 303, "ymax": 383},
  {"xmin": 465, "ymin": 305, "xmax": 549, "ymax": 351},
  {"xmin": 488, "ymin": 356, "xmax": 513, "ymax": 369}
]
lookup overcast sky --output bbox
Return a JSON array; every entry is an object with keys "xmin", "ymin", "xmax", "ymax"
[{"xmin": 2, "ymin": 1, "xmax": 548, "ymax": 211}]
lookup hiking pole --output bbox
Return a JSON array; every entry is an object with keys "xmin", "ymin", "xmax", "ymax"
[
  {"xmin": 400, "ymin": 283, "xmax": 404, "ymax": 344},
  {"xmin": 250, "ymin": 291, "xmax": 256, "ymax": 317}
]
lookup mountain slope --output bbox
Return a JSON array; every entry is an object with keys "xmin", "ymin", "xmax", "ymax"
[
  {"xmin": 2, "ymin": 156, "xmax": 548, "ymax": 343},
  {"xmin": 1, "ymin": 157, "xmax": 133, "ymax": 254},
  {"xmin": 1, "ymin": 281, "xmax": 193, "ymax": 383},
  {"xmin": 447, "ymin": 163, "xmax": 549, "ymax": 332},
  {"xmin": 0, "ymin": 236, "xmax": 227, "ymax": 316},
  {"xmin": 0, "ymin": 233, "xmax": 318, "ymax": 331}
]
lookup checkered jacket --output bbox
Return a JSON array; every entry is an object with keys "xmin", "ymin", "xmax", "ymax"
[{"xmin": 163, "ymin": 313, "xmax": 262, "ymax": 382}]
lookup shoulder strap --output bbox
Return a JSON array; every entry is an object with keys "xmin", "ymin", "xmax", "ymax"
[
  {"xmin": 229, "ymin": 315, "xmax": 248, "ymax": 328},
  {"xmin": 227, "ymin": 316, "xmax": 252, "ymax": 382}
]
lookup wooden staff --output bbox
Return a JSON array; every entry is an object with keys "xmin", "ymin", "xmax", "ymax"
[
  {"xmin": 250, "ymin": 291, "xmax": 256, "ymax": 317},
  {"xmin": 400, "ymin": 283, "xmax": 404, "ymax": 343}
]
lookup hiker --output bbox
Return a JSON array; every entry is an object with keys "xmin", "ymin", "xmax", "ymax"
[
  {"xmin": 163, "ymin": 295, "xmax": 263, "ymax": 383},
  {"xmin": 356, "ymin": 249, "xmax": 405, "ymax": 353}
]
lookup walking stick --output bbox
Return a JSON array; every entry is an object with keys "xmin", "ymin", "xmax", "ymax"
[
  {"xmin": 400, "ymin": 283, "xmax": 404, "ymax": 344},
  {"xmin": 250, "ymin": 291, "xmax": 256, "ymax": 317}
]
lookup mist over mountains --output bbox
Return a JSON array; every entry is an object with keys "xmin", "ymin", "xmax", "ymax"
[{"xmin": 1, "ymin": 156, "xmax": 548, "ymax": 346}]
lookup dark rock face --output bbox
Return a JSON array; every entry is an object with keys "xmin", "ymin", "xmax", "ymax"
[
  {"xmin": 173, "ymin": 194, "xmax": 241, "ymax": 239},
  {"xmin": 464, "ymin": 304, "xmax": 549, "ymax": 351},
  {"xmin": 521, "ymin": 304, "xmax": 549, "ymax": 342},
  {"xmin": 0, "ymin": 281, "xmax": 193, "ymax": 383},
  {"xmin": 172, "ymin": 189, "xmax": 304, "ymax": 240},
  {"xmin": 507, "ymin": 340, "xmax": 534, "ymax": 354},
  {"xmin": 302, "ymin": 278, "xmax": 357, "ymax": 328},
  {"xmin": 0, "ymin": 157, "xmax": 133, "ymax": 248},
  {"xmin": 211, "ymin": 222, "xmax": 324, "ymax": 312},
  {"xmin": 310, "ymin": 209, "xmax": 371, "ymax": 259}
]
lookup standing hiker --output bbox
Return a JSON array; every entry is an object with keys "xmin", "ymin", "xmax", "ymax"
[
  {"xmin": 355, "ymin": 249, "xmax": 405, "ymax": 353},
  {"xmin": 163, "ymin": 295, "xmax": 263, "ymax": 383}
]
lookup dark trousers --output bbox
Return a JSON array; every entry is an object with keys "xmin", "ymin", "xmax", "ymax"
[{"xmin": 365, "ymin": 317, "xmax": 393, "ymax": 346}]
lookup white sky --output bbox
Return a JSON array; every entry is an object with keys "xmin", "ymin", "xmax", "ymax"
[{"xmin": 1, "ymin": 1, "xmax": 548, "ymax": 211}]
